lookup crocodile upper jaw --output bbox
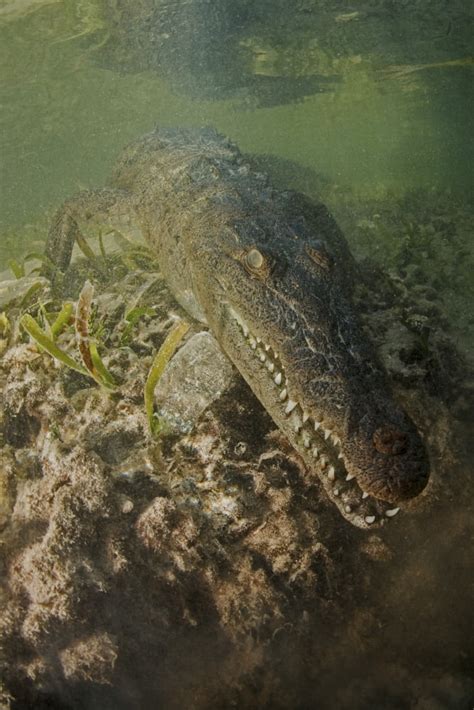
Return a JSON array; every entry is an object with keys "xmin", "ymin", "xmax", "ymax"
[{"xmin": 220, "ymin": 305, "xmax": 423, "ymax": 529}]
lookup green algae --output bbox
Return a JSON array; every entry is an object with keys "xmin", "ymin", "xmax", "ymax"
[
  {"xmin": 8, "ymin": 259, "xmax": 24, "ymax": 280},
  {"xmin": 0, "ymin": 312, "xmax": 10, "ymax": 337},
  {"xmin": 74, "ymin": 280, "xmax": 116, "ymax": 387},
  {"xmin": 19, "ymin": 280, "xmax": 117, "ymax": 389},
  {"xmin": 20, "ymin": 312, "xmax": 90, "ymax": 378},
  {"xmin": 51, "ymin": 301, "xmax": 74, "ymax": 338},
  {"xmin": 145, "ymin": 318, "xmax": 190, "ymax": 435},
  {"xmin": 119, "ymin": 306, "xmax": 155, "ymax": 347},
  {"xmin": 89, "ymin": 340, "xmax": 116, "ymax": 388}
]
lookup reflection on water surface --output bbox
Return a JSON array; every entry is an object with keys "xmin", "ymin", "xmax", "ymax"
[{"xmin": 0, "ymin": 0, "xmax": 472, "ymax": 243}]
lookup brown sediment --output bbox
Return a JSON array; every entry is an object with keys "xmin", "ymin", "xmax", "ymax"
[{"xmin": 0, "ymin": 251, "xmax": 472, "ymax": 709}]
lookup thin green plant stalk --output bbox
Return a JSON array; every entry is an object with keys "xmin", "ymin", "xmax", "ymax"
[
  {"xmin": 51, "ymin": 302, "xmax": 74, "ymax": 338},
  {"xmin": 98, "ymin": 230, "xmax": 107, "ymax": 260},
  {"xmin": 75, "ymin": 280, "xmax": 95, "ymax": 375},
  {"xmin": 90, "ymin": 342, "xmax": 116, "ymax": 388},
  {"xmin": 19, "ymin": 281, "xmax": 46, "ymax": 309},
  {"xmin": 0, "ymin": 312, "xmax": 11, "ymax": 337},
  {"xmin": 145, "ymin": 319, "xmax": 190, "ymax": 434},
  {"xmin": 119, "ymin": 306, "xmax": 155, "ymax": 346},
  {"xmin": 8, "ymin": 259, "xmax": 24, "ymax": 279},
  {"xmin": 23, "ymin": 252, "xmax": 57, "ymax": 275},
  {"xmin": 21, "ymin": 314, "xmax": 90, "ymax": 378},
  {"xmin": 125, "ymin": 274, "xmax": 161, "ymax": 318},
  {"xmin": 38, "ymin": 303, "xmax": 53, "ymax": 339},
  {"xmin": 75, "ymin": 281, "xmax": 116, "ymax": 389},
  {"xmin": 76, "ymin": 232, "xmax": 98, "ymax": 262},
  {"xmin": 75, "ymin": 233, "xmax": 108, "ymax": 277}
]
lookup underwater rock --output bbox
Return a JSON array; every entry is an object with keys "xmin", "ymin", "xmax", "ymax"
[
  {"xmin": 154, "ymin": 331, "xmax": 235, "ymax": 434},
  {"xmin": 59, "ymin": 632, "xmax": 118, "ymax": 685}
]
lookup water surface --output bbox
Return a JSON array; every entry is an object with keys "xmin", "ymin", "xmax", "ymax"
[{"xmin": 1, "ymin": 1, "xmax": 472, "ymax": 265}]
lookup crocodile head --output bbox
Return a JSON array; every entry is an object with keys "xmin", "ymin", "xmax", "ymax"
[{"xmin": 189, "ymin": 196, "xmax": 430, "ymax": 529}]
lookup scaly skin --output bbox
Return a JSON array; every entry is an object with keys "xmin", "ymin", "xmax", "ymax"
[{"xmin": 44, "ymin": 126, "xmax": 430, "ymax": 528}]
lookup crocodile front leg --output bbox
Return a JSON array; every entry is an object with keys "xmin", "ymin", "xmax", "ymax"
[{"xmin": 45, "ymin": 187, "xmax": 135, "ymax": 273}]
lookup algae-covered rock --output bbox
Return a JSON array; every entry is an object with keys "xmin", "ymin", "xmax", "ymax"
[{"xmin": 154, "ymin": 331, "xmax": 235, "ymax": 434}]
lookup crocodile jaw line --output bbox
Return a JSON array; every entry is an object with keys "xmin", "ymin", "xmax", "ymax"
[{"xmin": 226, "ymin": 306, "xmax": 400, "ymax": 529}]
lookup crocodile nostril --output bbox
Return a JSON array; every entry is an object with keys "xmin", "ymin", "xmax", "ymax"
[{"xmin": 373, "ymin": 427, "xmax": 408, "ymax": 456}]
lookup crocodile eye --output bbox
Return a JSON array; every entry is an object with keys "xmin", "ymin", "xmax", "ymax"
[{"xmin": 245, "ymin": 248, "xmax": 265, "ymax": 271}]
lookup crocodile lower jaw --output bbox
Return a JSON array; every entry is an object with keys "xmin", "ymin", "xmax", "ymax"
[{"xmin": 227, "ymin": 306, "xmax": 400, "ymax": 528}]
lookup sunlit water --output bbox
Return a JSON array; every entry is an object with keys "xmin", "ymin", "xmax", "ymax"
[{"xmin": 0, "ymin": 1, "xmax": 472, "ymax": 262}]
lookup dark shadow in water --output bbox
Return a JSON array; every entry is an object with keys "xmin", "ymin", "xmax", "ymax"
[{"xmin": 94, "ymin": 0, "xmax": 473, "ymax": 107}]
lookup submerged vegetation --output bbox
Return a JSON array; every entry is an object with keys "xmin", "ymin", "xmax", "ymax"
[
  {"xmin": 20, "ymin": 312, "xmax": 91, "ymax": 379},
  {"xmin": 19, "ymin": 280, "xmax": 117, "ymax": 390},
  {"xmin": 1, "ymin": 235, "xmax": 195, "ymax": 434},
  {"xmin": 144, "ymin": 318, "xmax": 190, "ymax": 435}
]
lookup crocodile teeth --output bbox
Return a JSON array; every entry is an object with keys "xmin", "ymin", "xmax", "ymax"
[
  {"xmin": 293, "ymin": 419, "xmax": 302, "ymax": 433},
  {"xmin": 231, "ymin": 310, "xmax": 402, "ymax": 527}
]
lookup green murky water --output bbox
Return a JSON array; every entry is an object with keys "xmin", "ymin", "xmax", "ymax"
[{"xmin": 1, "ymin": 1, "xmax": 472, "ymax": 267}]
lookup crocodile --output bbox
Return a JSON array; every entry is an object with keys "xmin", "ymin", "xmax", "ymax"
[{"xmin": 44, "ymin": 126, "xmax": 429, "ymax": 528}]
